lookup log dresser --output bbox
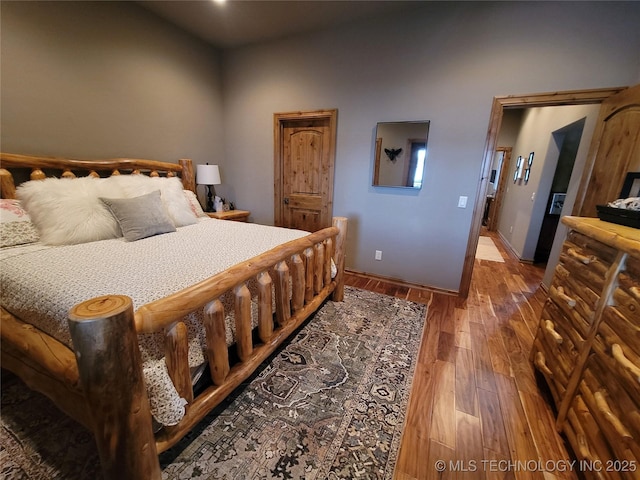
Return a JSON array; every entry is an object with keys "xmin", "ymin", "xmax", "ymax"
[{"xmin": 531, "ymin": 216, "xmax": 640, "ymax": 480}]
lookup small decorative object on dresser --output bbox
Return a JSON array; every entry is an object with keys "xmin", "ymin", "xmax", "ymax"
[
  {"xmin": 531, "ymin": 216, "xmax": 640, "ymax": 478},
  {"xmin": 206, "ymin": 209, "xmax": 250, "ymax": 222},
  {"xmin": 596, "ymin": 172, "xmax": 640, "ymax": 229},
  {"xmin": 621, "ymin": 172, "xmax": 640, "ymax": 198}
]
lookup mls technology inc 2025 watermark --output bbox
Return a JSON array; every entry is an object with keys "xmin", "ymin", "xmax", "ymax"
[{"xmin": 434, "ymin": 459, "xmax": 637, "ymax": 474}]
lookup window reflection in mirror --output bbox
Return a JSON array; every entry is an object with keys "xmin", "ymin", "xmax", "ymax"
[{"xmin": 373, "ymin": 121, "xmax": 430, "ymax": 188}]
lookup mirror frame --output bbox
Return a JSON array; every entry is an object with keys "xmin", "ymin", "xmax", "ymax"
[{"xmin": 373, "ymin": 121, "xmax": 430, "ymax": 189}]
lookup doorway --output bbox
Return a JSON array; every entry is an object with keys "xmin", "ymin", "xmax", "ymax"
[
  {"xmin": 483, "ymin": 146, "xmax": 511, "ymax": 231},
  {"xmin": 459, "ymin": 87, "xmax": 626, "ymax": 298},
  {"xmin": 274, "ymin": 109, "xmax": 337, "ymax": 232},
  {"xmin": 488, "ymin": 107, "xmax": 595, "ymax": 266},
  {"xmin": 533, "ymin": 118, "xmax": 586, "ymax": 264},
  {"xmin": 404, "ymin": 140, "xmax": 426, "ymax": 188}
]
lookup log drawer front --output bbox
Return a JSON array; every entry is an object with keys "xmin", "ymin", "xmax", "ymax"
[
  {"xmin": 532, "ymin": 299, "xmax": 584, "ymax": 404},
  {"xmin": 532, "ymin": 230, "xmax": 616, "ymax": 403},
  {"xmin": 531, "ymin": 217, "xmax": 640, "ymax": 478}
]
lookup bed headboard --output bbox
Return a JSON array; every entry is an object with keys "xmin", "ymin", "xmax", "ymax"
[{"xmin": 0, "ymin": 153, "xmax": 196, "ymax": 199}]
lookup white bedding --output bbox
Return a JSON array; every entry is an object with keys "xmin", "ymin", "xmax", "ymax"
[{"xmin": 0, "ymin": 218, "xmax": 310, "ymax": 425}]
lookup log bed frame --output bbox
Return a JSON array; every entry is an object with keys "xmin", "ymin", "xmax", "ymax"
[{"xmin": 0, "ymin": 153, "xmax": 347, "ymax": 479}]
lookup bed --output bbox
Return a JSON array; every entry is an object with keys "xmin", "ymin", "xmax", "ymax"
[{"xmin": 0, "ymin": 153, "xmax": 347, "ymax": 479}]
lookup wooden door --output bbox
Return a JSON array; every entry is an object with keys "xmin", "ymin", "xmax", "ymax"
[
  {"xmin": 274, "ymin": 109, "xmax": 337, "ymax": 231},
  {"xmin": 575, "ymin": 83, "xmax": 640, "ymax": 217},
  {"xmin": 486, "ymin": 147, "xmax": 511, "ymax": 231}
]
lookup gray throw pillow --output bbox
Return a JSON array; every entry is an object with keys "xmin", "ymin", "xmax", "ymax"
[{"xmin": 100, "ymin": 190, "xmax": 176, "ymax": 241}]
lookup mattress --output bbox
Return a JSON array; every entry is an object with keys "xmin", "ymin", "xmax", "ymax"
[{"xmin": 0, "ymin": 218, "xmax": 309, "ymax": 425}]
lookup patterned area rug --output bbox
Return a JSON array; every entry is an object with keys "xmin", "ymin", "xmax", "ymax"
[{"xmin": 1, "ymin": 286, "xmax": 426, "ymax": 479}]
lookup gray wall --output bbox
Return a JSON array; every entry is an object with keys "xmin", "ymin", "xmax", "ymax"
[
  {"xmin": 2, "ymin": 1, "xmax": 640, "ymax": 293},
  {"xmin": 221, "ymin": 1, "xmax": 640, "ymax": 291},
  {"xmin": 1, "ymin": 1, "xmax": 224, "ymax": 167}
]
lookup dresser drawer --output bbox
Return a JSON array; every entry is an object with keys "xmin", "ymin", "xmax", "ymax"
[
  {"xmin": 561, "ymin": 231, "xmax": 618, "ymax": 285},
  {"xmin": 607, "ymin": 256, "xmax": 640, "ymax": 358},
  {"xmin": 594, "ymin": 254, "xmax": 640, "ymax": 400},
  {"xmin": 533, "ymin": 300, "xmax": 584, "ymax": 390},
  {"xmin": 547, "ymin": 282, "xmax": 592, "ymax": 338},
  {"xmin": 592, "ymin": 312, "xmax": 640, "ymax": 403},
  {"xmin": 610, "ymin": 284, "xmax": 640, "ymax": 345},
  {"xmin": 565, "ymin": 394, "xmax": 622, "ymax": 480},
  {"xmin": 532, "ymin": 338, "xmax": 567, "ymax": 404},
  {"xmin": 551, "ymin": 264, "xmax": 599, "ymax": 320},
  {"xmin": 579, "ymin": 360, "xmax": 640, "ymax": 476},
  {"xmin": 554, "ymin": 232, "xmax": 615, "ymax": 318},
  {"xmin": 542, "ymin": 300, "xmax": 587, "ymax": 353}
]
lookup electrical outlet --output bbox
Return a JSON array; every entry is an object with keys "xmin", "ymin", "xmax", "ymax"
[
  {"xmin": 510, "ymin": 226, "xmax": 513, "ymax": 233},
  {"xmin": 458, "ymin": 196, "xmax": 468, "ymax": 208},
  {"xmin": 375, "ymin": 250, "xmax": 382, "ymax": 261}
]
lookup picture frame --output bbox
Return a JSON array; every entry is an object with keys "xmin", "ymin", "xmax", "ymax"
[
  {"xmin": 620, "ymin": 172, "xmax": 640, "ymax": 198},
  {"xmin": 513, "ymin": 156, "xmax": 523, "ymax": 183},
  {"xmin": 524, "ymin": 151, "xmax": 534, "ymax": 184}
]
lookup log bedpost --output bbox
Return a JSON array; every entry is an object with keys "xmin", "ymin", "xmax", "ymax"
[
  {"xmin": 179, "ymin": 158, "xmax": 196, "ymax": 193},
  {"xmin": 331, "ymin": 216, "xmax": 348, "ymax": 302},
  {"xmin": 0, "ymin": 168, "xmax": 16, "ymax": 199},
  {"xmin": 68, "ymin": 295, "xmax": 161, "ymax": 480}
]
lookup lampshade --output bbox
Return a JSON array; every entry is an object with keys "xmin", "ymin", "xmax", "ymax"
[{"xmin": 196, "ymin": 164, "xmax": 221, "ymax": 185}]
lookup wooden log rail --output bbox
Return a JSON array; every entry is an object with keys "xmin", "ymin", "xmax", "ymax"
[
  {"xmin": 0, "ymin": 152, "xmax": 196, "ymax": 197},
  {"xmin": 135, "ymin": 225, "xmax": 340, "ymax": 333},
  {"xmin": 146, "ymin": 218, "xmax": 346, "ymax": 451}
]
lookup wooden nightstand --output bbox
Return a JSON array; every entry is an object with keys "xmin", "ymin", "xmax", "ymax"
[{"xmin": 206, "ymin": 210, "xmax": 250, "ymax": 222}]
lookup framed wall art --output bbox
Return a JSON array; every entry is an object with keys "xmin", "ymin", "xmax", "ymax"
[{"xmin": 620, "ymin": 172, "xmax": 640, "ymax": 198}]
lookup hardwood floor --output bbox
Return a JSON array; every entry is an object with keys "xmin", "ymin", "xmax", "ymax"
[{"xmin": 345, "ymin": 230, "xmax": 577, "ymax": 480}]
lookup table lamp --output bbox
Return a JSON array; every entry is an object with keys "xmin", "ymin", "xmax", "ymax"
[{"xmin": 196, "ymin": 163, "xmax": 221, "ymax": 212}]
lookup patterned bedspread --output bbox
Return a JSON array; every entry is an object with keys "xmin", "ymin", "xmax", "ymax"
[{"xmin": 0, "ymin": 218, "xmax": 309, "ymax": 425}]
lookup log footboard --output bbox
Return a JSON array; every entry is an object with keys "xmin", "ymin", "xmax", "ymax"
[{"xmin": 65, "ymin": 216, "xmax": 347, "ymax": 479}]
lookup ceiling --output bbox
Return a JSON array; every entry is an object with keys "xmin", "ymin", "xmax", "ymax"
[{"xmin": 139, "ymin": 0, "xmax": 420, "ymax": 49}]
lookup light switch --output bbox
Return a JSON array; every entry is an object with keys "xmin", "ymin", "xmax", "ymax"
[{"xmin": 458, "ymin": 196, "xmax": 468, "ymax": 208}]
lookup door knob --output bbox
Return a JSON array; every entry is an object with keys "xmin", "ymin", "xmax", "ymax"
[{"xmin": 284, "ymin": 198, "xmax": 289, "ymax": 204}]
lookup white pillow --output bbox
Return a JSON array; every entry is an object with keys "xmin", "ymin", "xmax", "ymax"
[
  {"xmin": 103, "ymin": 175, "xmax": 198, "ymax": 227},
  {"xmin": 183, "ymin": 189, "xmax": 208, "ymax": 218},
  {"xmin": 17, "ymin": 177, "xmax": 124, "ymax": 245}
]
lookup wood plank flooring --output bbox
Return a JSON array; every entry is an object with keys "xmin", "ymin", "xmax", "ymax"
[{"xmin": 344, "ymin": 231, "xmax": 577, "ymax": 480}]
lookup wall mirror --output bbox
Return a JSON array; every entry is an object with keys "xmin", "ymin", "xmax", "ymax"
[{"xmin": 373, "ymin": 121, "xmax": 430, "ymax": 188}]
